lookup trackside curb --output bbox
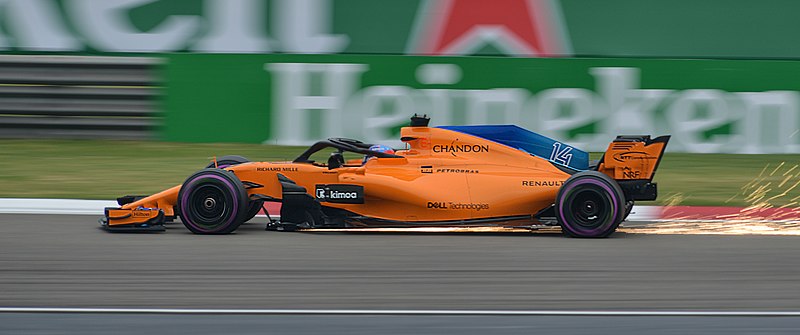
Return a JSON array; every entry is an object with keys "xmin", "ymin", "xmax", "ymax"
[
  {"xmin": 0, "ymin": 198, "xmax": 118, "ymax": 215},
  {"xmin": 0, "ymin": 198, "xmax": 283, "ymax": 217}
]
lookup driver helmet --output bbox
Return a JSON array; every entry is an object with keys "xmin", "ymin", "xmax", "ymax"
[{"xmin": 363, "ymin": 144, "xmax": 395, "ymax": 164}]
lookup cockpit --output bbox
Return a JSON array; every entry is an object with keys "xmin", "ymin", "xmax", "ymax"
[{"xmin": 292, "ymin": 137, "xmax": 403, "ymax": 169}]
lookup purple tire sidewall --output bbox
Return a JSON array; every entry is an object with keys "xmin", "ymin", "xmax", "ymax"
[
  {"xmin": 180, "ymin": 173, "xmax": 240, "ymax": 233},
  {"xmin": 557, "ymin": 178, "xmax": 620, "ymax": 236}
]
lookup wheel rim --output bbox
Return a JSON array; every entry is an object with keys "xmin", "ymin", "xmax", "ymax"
[
  {"xmin": 558, "ymin": 177, "xmax": 620, "ymax": 237},
  {"xmin": 179, "ymin": 172, "xmax": 244, "ymax": 234},
  {"xmin": 568, "ymin": 187, "xmax": 610, "ymax": 229},
  {"xmin": 187, "ymin": 184, "xmax": 230, "ymax": 228}
]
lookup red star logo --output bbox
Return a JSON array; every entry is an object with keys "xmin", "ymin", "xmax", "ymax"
[{"xmin": 408, "ymin": 0, "xmax": 571, "ymax": 57}]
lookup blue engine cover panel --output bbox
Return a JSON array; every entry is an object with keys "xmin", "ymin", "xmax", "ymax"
[{"xmin": 438, "ymin": 125, "xmax": 589, "ymax": 170}]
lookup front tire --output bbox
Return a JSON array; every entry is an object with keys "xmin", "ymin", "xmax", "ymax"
[
  {"xmin": 555, "ymin": 171, "xmax": 625, "ymax": 238},
  {"xmin": 178, "ymin": 168, "xmax": 248, "ymax": 234},
  {"xmin": 205, "ymin": 155, "xmax": 262, "ymax": 223}
]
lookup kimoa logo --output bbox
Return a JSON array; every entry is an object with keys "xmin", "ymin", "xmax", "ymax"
[
  {"xmin": 315, "ymin": 185, "xmax": 363, "ymax": 205},
  {"xmin": 328, "ymin": 190, "xmax": 358, "ymax": 199},
  {"xmin": 316, "ymin": 187, "xmax": 360, "ymax": 199},
  {"xmin": 267, "ymin": 65, "xmax": 800, "ymax": 154}
]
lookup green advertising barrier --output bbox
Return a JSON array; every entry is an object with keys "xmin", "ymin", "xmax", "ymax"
[
  {"xmin": 2, "ymin": 0, "xmax": 800, "ymax": 59},
  {"xmin": 164, "ymin": 54, "xmax": 800, "ymax": 154}
]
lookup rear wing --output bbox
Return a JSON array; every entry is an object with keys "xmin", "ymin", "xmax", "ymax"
[{"xmin": 596, "ymin": 135, "xmax": 670, "ymax": 201}]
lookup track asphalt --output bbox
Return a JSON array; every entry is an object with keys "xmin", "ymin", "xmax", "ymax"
[
  {"xmin": 3, "ymin": 313, "xmax": 800, "ymax": 335},
  {"xmin": 2, "ymin": 213, "xmax": 800, "ymax": 333}
]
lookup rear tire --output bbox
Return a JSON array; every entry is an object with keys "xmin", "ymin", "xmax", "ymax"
[
  {"xmin": 178, "ymin": 168, "xmax": 248, "ymax": 234},
  {"xmin": 624, "ymin": 200, "xmax": 634, "ymax": 221},
  {"xmin": 555, "ymin": 171, "xmax": 625, "ymax": 238}
]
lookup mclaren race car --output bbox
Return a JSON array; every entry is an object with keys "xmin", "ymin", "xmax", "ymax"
[{"xmin": 101, "ymin": 115, "xmax": 669, "ymax": 238}]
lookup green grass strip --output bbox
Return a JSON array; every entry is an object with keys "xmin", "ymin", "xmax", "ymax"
[{"xmin": 1, "ymin": 139, "xmax": 797, "ymax": 206}]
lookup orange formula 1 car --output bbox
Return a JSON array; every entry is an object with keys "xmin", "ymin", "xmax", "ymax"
[{"xmin": 101, "ymin": 115, "xmax": 669, "ymax": 238}]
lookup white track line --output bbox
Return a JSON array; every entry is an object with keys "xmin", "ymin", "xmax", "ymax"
[
  {"xmin": 1, "ymin": 308, "xmax": 800, "ymax": 316},
  {"xmin": 0, "ymin": 198, "xmax": 116, "ymax": 215}
]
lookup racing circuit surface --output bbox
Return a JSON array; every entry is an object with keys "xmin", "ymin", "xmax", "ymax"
[{"xmin": 2, "ymin": 213, "xmax": 800, "ymax": 333}]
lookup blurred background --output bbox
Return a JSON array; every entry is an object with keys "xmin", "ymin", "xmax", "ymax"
[
  {"xmin": 1, "ymin": 0, "xmax": 798, "ymax": 205},
  {"xmin": 3, "ymin": 2, "xmax": 800, "ymax": 333}
]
